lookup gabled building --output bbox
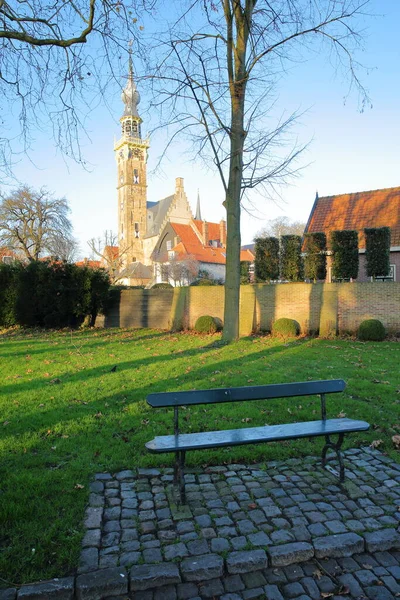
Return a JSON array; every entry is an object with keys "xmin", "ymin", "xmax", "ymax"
[
  {"xmin": 152, "ymin": 219, "xmax": 254, "ymax": 286},
  {"xmin": 305, "ymin": 186, "xmax": 400, "ymax": 282}
]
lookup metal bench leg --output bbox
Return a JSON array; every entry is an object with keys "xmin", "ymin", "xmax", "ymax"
[
  {"xmin": 179, "ymin": 451, "xmax": 186, "ymax": 505},
  {"xmin": 174, "ymin": 451, "xmax": 179, "ymax": 486},
  {"xmin": 322, "ymin": 433, "xmax": 345, "ymax": 482},
  {"xmin": 174, "ymin": 451, "xmax": 186, "ymax": 504}
]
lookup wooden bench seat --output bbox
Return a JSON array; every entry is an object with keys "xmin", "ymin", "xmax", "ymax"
[
  {"xmin": 146, "ymin": 418, "xmax": 370, "ymax": 453},
  {"xmin": 145, "ymin": 379, "xmax": 370, "ymax": 503}
]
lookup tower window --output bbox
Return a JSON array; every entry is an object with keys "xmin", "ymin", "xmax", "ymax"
[
  {"xmin": 133, "ymin": 169, "xmax": 139, "ymax": 184},
  {"xmin": 134, "ymin": 222, "xmax": 140, "ymax": 238},
  {"xmin": 132, "ymin": 122, "xmax": 138, "ymax": 133}
]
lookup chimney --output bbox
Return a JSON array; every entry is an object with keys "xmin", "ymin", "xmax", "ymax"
[
  {"xmin": 219, "ymin": 219, "xmax": 227, "ymax": 247},
  {"xmin": 175, "ymin": 177, "xmax": 184, "ymax": 194},
  {"xmin": 202, "ymin": 221, "xmax": 209, "ymax": 245}
]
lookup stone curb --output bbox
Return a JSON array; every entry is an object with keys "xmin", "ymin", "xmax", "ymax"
[{"xmin": 3, "ymin": 532, "xmax": 400, "ymax": 600}]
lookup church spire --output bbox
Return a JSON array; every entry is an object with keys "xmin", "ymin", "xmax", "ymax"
[
  {"xmin": 195, "ymin": 189, "xmax": 202, "ymax": 221},
  {"xmin": 121, "ymin": 49, "xmax": 140, "ymax": 119}
]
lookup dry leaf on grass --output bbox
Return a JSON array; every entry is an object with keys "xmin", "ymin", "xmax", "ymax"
[
  {"xmin": 370, "ymin": 439, "xmax": 383, "ymax": 449},
  {"xmin": 392, "ymin": 435, "xmax": 400, "ymax": 449},
  {"xmin": 74, "ymin": 484, "xmax": 84, "ymax": 489}
]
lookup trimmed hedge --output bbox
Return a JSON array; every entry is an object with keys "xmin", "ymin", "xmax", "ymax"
[
  {"xmin": 365, "ymin": 227, "xmax": 391, "ymax": 278},
  {"xmin": 280, "ymin": 235, "xmax": 303, "ymax": 281},
  {"xmin": 151, "ymin": 282, "xmax": 173, "ymax": 289},
  {"xmin": 190, "ymin": 278, "xmax": 221, "ymax": 286},
  {"xmin": 240, "ymin": 261, "xmax": 251, "ymax": 284},
  {"xmin": 0, "ymin": 261, "xmax": 110, "ymax": 328},
  {"xmin": 357, "ymin": 319, "xmax": 386, "ymax": 341},
  {"xmin": 194, "ymin": 315, "xmax": 222, "ymax": 333},
  {"xmin": 254, "ymin": 237, "xmax": 279, "ymax": 282},
  {"xmin": 303, "ymin": 232, "xmax": 327, "ymax": 281},
  {"xmin": 330, "ymin": 230, "xmax": 359, "ymax": 280},
  {"xmin": 272, "ymin": 318, "xmax": 300, "ymax": 337}
]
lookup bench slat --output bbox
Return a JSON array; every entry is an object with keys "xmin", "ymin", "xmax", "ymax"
[
  {"xmin": 147, "ymin": 379, "xmax": 346, "ymax": 408},
  {"xmin": 145, "ymin": 418, "xmax": 369, "ymax": 453}
]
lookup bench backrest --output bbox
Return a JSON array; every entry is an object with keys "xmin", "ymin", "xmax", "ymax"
[{"xmin": 147, "ymin": 379, "xmax": 346, "ymax": 408}]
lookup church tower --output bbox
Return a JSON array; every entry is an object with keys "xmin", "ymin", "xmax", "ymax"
[{"xmin": 114, "ymin": 53, "xmax": 149, "ymax": 265}]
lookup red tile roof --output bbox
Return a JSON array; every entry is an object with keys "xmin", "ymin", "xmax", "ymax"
[
  {"xmin": 168, "ymin": 222, "xmax": 254, "ymax": 265},
  {"xmin": 306, "ymin": 187, "xmax": 400, "ymax": 248},
  {"xmin": 240, "ymin": 249, "xmax": 255, "ymax": 262},
  {"xmin": 75, "ymin": 259, "xmax": 102, "ymax": 269},
  {"xmin": 193, "ymin": 219, "xmax": 220, "ymax": 241}
]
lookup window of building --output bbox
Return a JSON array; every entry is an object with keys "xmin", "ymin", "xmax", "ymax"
[
  {"xmin": 376, "ymin": 265, "xmax": 396, "ymax": 282},
  {"xmin": 2, "ymin": 256, "xmax": 12, "ymax": 264},
  {"xmin": 134, "ymin": 222, "xmax": 140, "ymax": 238},
  {"xmin": 166, "ymin": 240, "xmax": 172, "ymax": 251},
  {"xmin": 133, "ymin": 169, "xmax": 139, "ymax": 184}
]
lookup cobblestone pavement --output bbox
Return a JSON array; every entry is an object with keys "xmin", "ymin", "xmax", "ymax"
[{"xmin": 64, "ymin": 447, "xmax": 400, "ymax": 599}]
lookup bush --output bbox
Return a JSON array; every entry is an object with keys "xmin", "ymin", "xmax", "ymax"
[
  {"xmin": 0, "ymin": 262, "xmax": 21, "ymax": 327},
  {"xmin": 151, "ymin": 282, "xmax": 173, "ymax": 289},
  {"xmin": 254, "ymin": 236, "xmax": 279, "ymax": 282},
  {"xmin": 303, "ymin": 232, "xmax": 327, "ymax": 281},
  {"xmin": 365, "ymin": 227, "xmax": 391, "ymax": 278},
  {"xmin": 0, "ymin": 261, "xmax": 110, "ymax": 329},
  {"xmin": 281, "ymin": 235, "xmax": 303, "ymax": 281},
  {"xmin": 272, "ymin": 317, "xmax": 300, "ymax": 337},
  {"xmin": 240, "ymin": 261, "xmax": 251, "ymax": 284},
  {"xmin": 190, "ymin": 278, "xmax": 216, "ymax": 286},
  {"xmin": 357, "ymin": 319, "xmax": 386, "ymax": 341},
  {"xmin": 194, "ymin": 315, "xmax": 222, "ymax": 333},
  {"xmin": 330, "ymin": 230, "xmax": 359, "ymax": 280}
]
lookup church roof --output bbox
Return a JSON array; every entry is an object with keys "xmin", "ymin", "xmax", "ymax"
[
  {"xmin": 145, "ymin": 195, "xmax": 174, "ymax": 238},
  {"xmin": 305, "ymin": 186, "xmax": 400, "ymax": 248}
]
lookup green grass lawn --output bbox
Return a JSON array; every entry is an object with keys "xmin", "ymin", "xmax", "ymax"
[{"xmin": 1, "ymin": 327, "xmax": 399, "ymax": 585}]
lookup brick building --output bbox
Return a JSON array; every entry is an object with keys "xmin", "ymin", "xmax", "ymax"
[{"xmin": 305, "ymin": 186, "xmax": 400, "ymax": 282}]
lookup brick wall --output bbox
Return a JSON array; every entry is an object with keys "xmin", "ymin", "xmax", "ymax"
[{"xmin": 99, "ymin": 282, "xmax": 400, "ymax": 336}]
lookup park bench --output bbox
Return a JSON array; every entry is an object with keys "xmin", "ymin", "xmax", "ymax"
[{"xmin": 145, "ymin": 379, "xmax": 370, "ymax": 503}]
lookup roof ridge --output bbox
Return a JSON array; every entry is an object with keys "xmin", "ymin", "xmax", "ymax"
[{"xmin": 319, "ymin": 185, "xmax": 400, "ymax": 200}]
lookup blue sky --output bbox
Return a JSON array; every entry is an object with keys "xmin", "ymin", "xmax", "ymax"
[{"xmin": 3, "ymin": 0, "xmax": 400, "ymax": 257}]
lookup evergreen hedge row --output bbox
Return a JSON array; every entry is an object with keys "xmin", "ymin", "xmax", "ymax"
[
  {"xmin": 254, "ymin": 237, "xmax": 279, "ymax": 281},
  {"xmin": 365, "ymin": 227, "xmax": 391, "ymax": 278},
  {"xmin": 330, "ymin": 230, "xmax": 359, "ymax": 280},
  {"xmin": 280, "ymin": 235, "xmax": 303, "ymax": 281},
  {"xmin": 0, "ymin": 261, "xmax": 110, "ymax": 328},
  {"xmin": 303, "ymin": 232, "xmax": 327, "ymax": 281}
]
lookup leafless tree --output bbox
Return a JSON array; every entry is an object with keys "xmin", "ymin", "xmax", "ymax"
[
  {"xmin": 167, "ymin": 254, "xmax": 199, "ymax": 286},
  {"xmin": 256, "ymin": 217, "xmax": 306, "ymax": 240},
  {"xmin": 48, "ymin": 235, "xmax": 80, "ymax": 263},
  {"xmin": 88, "ymin": 230, "xmax": 130, "ymax": 284},
  {"xmin": 0, "ymin": 185, "xmax": 74, "ymax": 260},
  {"xmin": 149, "ymin": 0, "xmax": 371, "ymax": 341},
  {"xmin": 0, "ymin": 0, "xmax": 153, "ymax": 178}
]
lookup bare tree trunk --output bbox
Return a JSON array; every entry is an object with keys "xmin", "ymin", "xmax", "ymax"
[{"xmin": 223, "ymin": 102, "xmax": 245, "ymax": 341}]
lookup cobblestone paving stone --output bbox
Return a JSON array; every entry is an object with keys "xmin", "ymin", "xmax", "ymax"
[
  {"xmin": 5, "ymin": 448, "xmax": 399, "ymax": 599},
  {"xmin": 72, "ymin": 448, "xmax": 400, "ymax": 598}
]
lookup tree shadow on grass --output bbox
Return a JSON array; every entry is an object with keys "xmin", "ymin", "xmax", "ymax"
[{"xmin": 0, "ymin": 338, "xmax": 318, "ymax": 448}]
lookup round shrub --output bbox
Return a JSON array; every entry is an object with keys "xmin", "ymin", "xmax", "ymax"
[
  {"xmin": 272, "ymin": 317, "xmax": 300, "ymax": 337},
  {"xmin": 357, "ymin": 319, "xmax": 386, "ymax": 341},
  {"xmin": 190, "ymin": 278, "xmax": 215, "ymax": 286},
  {"xmin": 151, "ymin": 282, "xmax": 173, "ymax": 289},
  {"xmin": 195, "ymin": 315, "xmax": 222, "ymax": 334}
]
